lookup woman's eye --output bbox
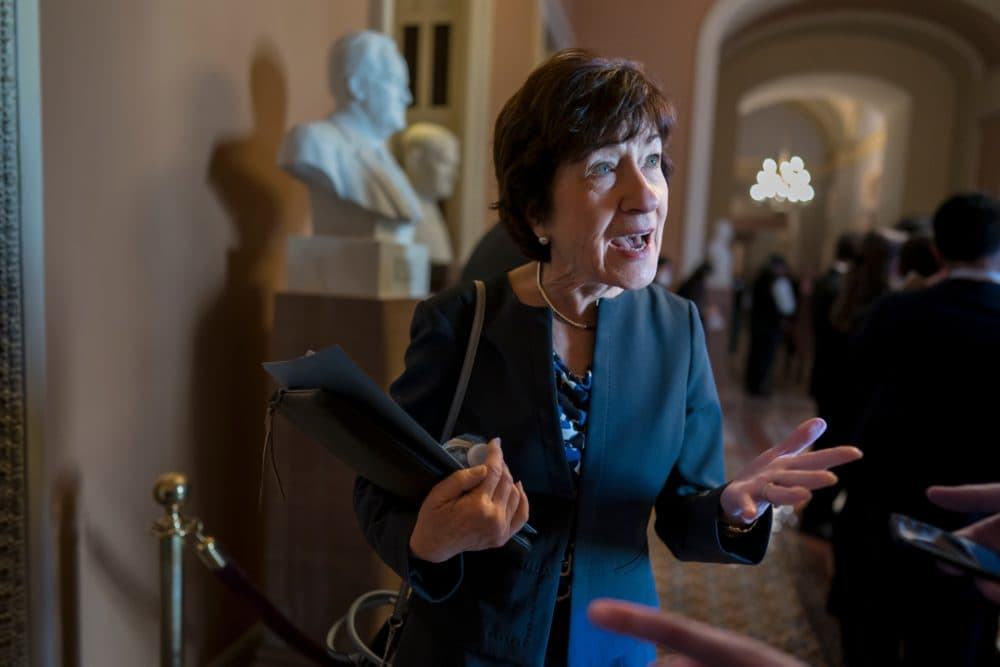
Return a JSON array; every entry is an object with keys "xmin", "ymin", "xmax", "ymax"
[
  {"xmin": 645, "ymin": 154, "xmax": 661, "ymax": 168},
  {"xmin": 589, "ymin": 162, "xmax": 613, "ymax": 177}
]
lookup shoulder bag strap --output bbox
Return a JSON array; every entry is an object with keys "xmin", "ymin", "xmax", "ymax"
[
  {"xmin": 383, "ymin": 280, "xmax": 486, "ymax": 666},
  {"xmin": 440, "ymin": 279, "xmax": 486, "ymax": 443}
]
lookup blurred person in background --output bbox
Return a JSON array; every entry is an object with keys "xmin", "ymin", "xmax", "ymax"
[
  {"xmin": 744, "ymin": 255, "xmax": 795, "ymax": 396},
  {"xmin": 800, "ymin": 231, "xmax": 861, "ymax": 539},
  {"xmin": 895, "ymin": 234, "xmax": 943, "ymax": 291},
  {"xmin": 830, "ymin": 192, "xmax": 1000, "ymax": 666},
  {"xmin": 653, "ymin": 254, "xmax": 675, "ymax": 290}
]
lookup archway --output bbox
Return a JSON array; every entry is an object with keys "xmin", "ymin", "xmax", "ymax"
[{"xmin": 683, "ymin": 0, "xmax": 995, "ymax": 273}]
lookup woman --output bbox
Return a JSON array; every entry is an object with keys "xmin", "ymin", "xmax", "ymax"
[{"xmin": 354, "ymin": 49, "xmax": 860, "ymax": 666}]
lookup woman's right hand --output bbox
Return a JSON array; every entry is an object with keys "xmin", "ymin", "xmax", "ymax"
[{"xmin": 409, "ymin": 438, "xmax": 530, "ymax": 563}]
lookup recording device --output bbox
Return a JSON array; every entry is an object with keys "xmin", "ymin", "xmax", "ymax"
[{"xmin": 889, "ymin": 513, "xmax": 1000, "ymax": 583}]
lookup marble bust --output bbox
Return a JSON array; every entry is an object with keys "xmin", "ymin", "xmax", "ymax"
[
  {"xmin": 278, "ymin": 30, "xmax": 429, "ymax": 298},
  {"xmin": 401, "ymin": 122, "xmax": 460, "ymax": 266},
  {"xmin": 279, "ymin": 30, "xmax": 422, "ymax": 243}
]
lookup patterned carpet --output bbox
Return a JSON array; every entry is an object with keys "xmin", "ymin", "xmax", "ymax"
[{"xmin": 648, "ymin": 386, "xmax": 842, "ymax": 666}]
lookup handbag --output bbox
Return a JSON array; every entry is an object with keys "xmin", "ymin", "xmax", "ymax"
[{"xmin": 333, "ymin": 279, "xmax": 488, "ymax": 666}]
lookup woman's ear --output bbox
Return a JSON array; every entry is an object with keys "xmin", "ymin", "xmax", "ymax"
[
  {"xmin": 346, "ymin": 73, "xmax": 367, "ymax": 103},
  {"xmin": 530, "ymin": 221, "xmax": 550, "ymax": 246},
  {"xmin": 526, "ymin": 209, "xmax": 546, "ymax": 239}
]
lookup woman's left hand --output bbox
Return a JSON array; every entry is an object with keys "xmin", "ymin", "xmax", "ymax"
[{"xmin": 719, "ymin": 418, "xmax": 862, "ymax": 524}]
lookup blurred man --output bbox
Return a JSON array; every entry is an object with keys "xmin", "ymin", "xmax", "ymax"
[
  {"xmin": 745, "ymin": 255, "xmax": 795, "ymax": 396},
  {"xmin": 832, "ymin": 192, "xmax": 1000, "ymax": 665}
]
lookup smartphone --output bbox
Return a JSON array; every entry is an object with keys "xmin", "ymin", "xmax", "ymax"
[{"xmin": 889, "ymin": 513, "xmax": 1000, "ymax": 583}]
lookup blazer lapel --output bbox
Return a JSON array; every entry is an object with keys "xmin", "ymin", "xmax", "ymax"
[{"xmin": 482, "ymin": 281, "xmax": 576, "ymax": 498}]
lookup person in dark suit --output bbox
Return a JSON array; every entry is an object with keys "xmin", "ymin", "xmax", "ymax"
[
  {"xmin": 830, "ymin": 192, "xmax": 1000, "ymax": 666},
  {"xmin": 799, "ymin": 232, "xmax": 860, "ymax": 537},
  {"xmin": 744, "ymin": 255, "xmax": 796, "ymax": 395},
  {"xmin": 459, "ymin": 221, "xmax": 527, "ymax": 284},
  {"xmin": 676, "ymin": 260, "xmax": 714, "ymax": 326},
  {"xmin": 353, "ymin": 49, "xmax": 860, "ymax": 666}
]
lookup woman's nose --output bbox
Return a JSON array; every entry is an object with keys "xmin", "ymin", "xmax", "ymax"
[{"xmin": 620, "ymin": 160, "xmax": 662, "ymax": 214}]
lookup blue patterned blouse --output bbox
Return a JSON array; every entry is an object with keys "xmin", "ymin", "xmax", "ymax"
[{"xmin": 552, "ymin": 353, "xmax": 592, "ymax": 477}]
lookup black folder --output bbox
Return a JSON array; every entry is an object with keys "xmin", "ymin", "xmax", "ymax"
[{"xmin": 263, "ymin": 345, "xmax": 534, "ymax": 552}]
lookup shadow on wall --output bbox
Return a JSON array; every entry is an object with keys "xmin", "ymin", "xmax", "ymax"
[
  {"xmin": 53, "ymin": 471, "xmax": 80, "ymax": 667},
  {"xmin": 189, "ymin": 41, "xmax": 309, "ymax": 662}
]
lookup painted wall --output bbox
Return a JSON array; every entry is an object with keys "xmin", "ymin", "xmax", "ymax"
[
  {"xmin": 568, "ymin": 0, "xmax": 717, "ymax": 266},
  {"xmin": 477, "ymin": 0, "xmax": 543, "ymax": 252},
  {"xmin": 39, "ymin": 1, "xmax": 368, "ymax": 664}
]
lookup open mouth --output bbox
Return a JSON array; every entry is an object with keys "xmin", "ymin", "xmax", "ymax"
[{"xmin": 609, "ymin": 231, "xmax": 653, "ymax": 254}]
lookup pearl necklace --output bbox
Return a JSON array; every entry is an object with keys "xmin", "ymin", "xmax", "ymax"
[{"xmin": 535, "ymin": 261, "xmax": 596, "ymax": 331}]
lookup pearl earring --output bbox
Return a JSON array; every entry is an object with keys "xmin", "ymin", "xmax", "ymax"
[{"xmin": 538, "ymin": 236, "xmax": 550, "ymax": 246}]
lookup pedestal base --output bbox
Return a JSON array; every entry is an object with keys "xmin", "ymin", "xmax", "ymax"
[{"xmin": 287, "ymin": 236, "xmax": 430, "ymax": 299}]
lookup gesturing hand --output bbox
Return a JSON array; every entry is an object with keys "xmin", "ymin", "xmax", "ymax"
[
  {"xmin": 409, "ymin": 438, "xmax": 530, "ymax": 563},
  {"xmin": 720, "ymin": 418, "xmax": 862, "ymax": 524},
  {"xmin": 927, "ymin": 483, "xmax": 1000, "ymax": 603}
]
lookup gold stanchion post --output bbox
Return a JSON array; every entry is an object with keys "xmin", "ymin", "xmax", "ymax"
[{"xmin": 152, "ymin": 473, "xmax": 193, "ymax": 667}]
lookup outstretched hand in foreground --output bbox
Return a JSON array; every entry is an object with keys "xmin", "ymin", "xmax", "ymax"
[
  {"xmin": 927, "ymin": 482, "xmax": 1000, "ymax": 602},
  {"xmin": 588, "ymin": 599, "xmax": 807, "ymax": 667}
]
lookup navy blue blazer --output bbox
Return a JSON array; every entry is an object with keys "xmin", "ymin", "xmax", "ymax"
[{"xmin": 354, "ymin": 276, "xmax": 771, "ymax": 666}]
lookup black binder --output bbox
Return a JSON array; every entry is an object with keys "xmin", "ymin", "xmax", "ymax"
[{"xmin": 263, "ymin": 346, "xmax": 534, "ymax": 552}]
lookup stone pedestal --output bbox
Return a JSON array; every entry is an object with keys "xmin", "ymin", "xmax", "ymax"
[
  {"xmin": 287, "ymin": 236, "xmax": 430, "ymax": 299},
  {"xmin": 253, "ymin": 292, "xmax": 418, "ymax": 665}
]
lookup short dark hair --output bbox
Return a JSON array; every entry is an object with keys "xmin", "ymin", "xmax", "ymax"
[
  {"xmin": 492, "ymin": 49, "xmax": 676, "ymax": 261},
  {"xmin": 931, "ymin": 192, "xmax": 1000, "ymax": 262}
]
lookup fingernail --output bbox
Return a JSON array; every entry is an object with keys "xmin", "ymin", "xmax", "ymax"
[{"xmin": 468, "ymin": 443, "xmax": 489, "ymax": 467}]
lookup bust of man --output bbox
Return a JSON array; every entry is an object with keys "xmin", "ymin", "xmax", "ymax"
[
  {"xmin": 401, "ymin": 122, "xmax": 460, "ymax": 268},
  {"xmin": 706, "ymin": 219, "xmax": 734, "ymax": 289},
  {"xmin": 279, "ymin": 31, "xmax": 422, "ymax": 243}
]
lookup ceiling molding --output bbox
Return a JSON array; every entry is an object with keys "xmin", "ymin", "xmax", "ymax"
[
  {"xmin": 738, "ymin": 73, "xmax": 910, "ymax": 118},
  {"xmin": 725, "ymin": 10, "xmax": 985, "ymax": 78}
]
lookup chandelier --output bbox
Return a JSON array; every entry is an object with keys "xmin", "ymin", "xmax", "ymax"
[{"xmin": 749, "ymin": 156, "xmax": 814, "ymax": 204}]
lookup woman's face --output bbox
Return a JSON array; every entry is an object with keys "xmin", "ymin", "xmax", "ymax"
[{"xmin": 537, "ymin": 130, "xmax": 668, "ymax": 291}]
